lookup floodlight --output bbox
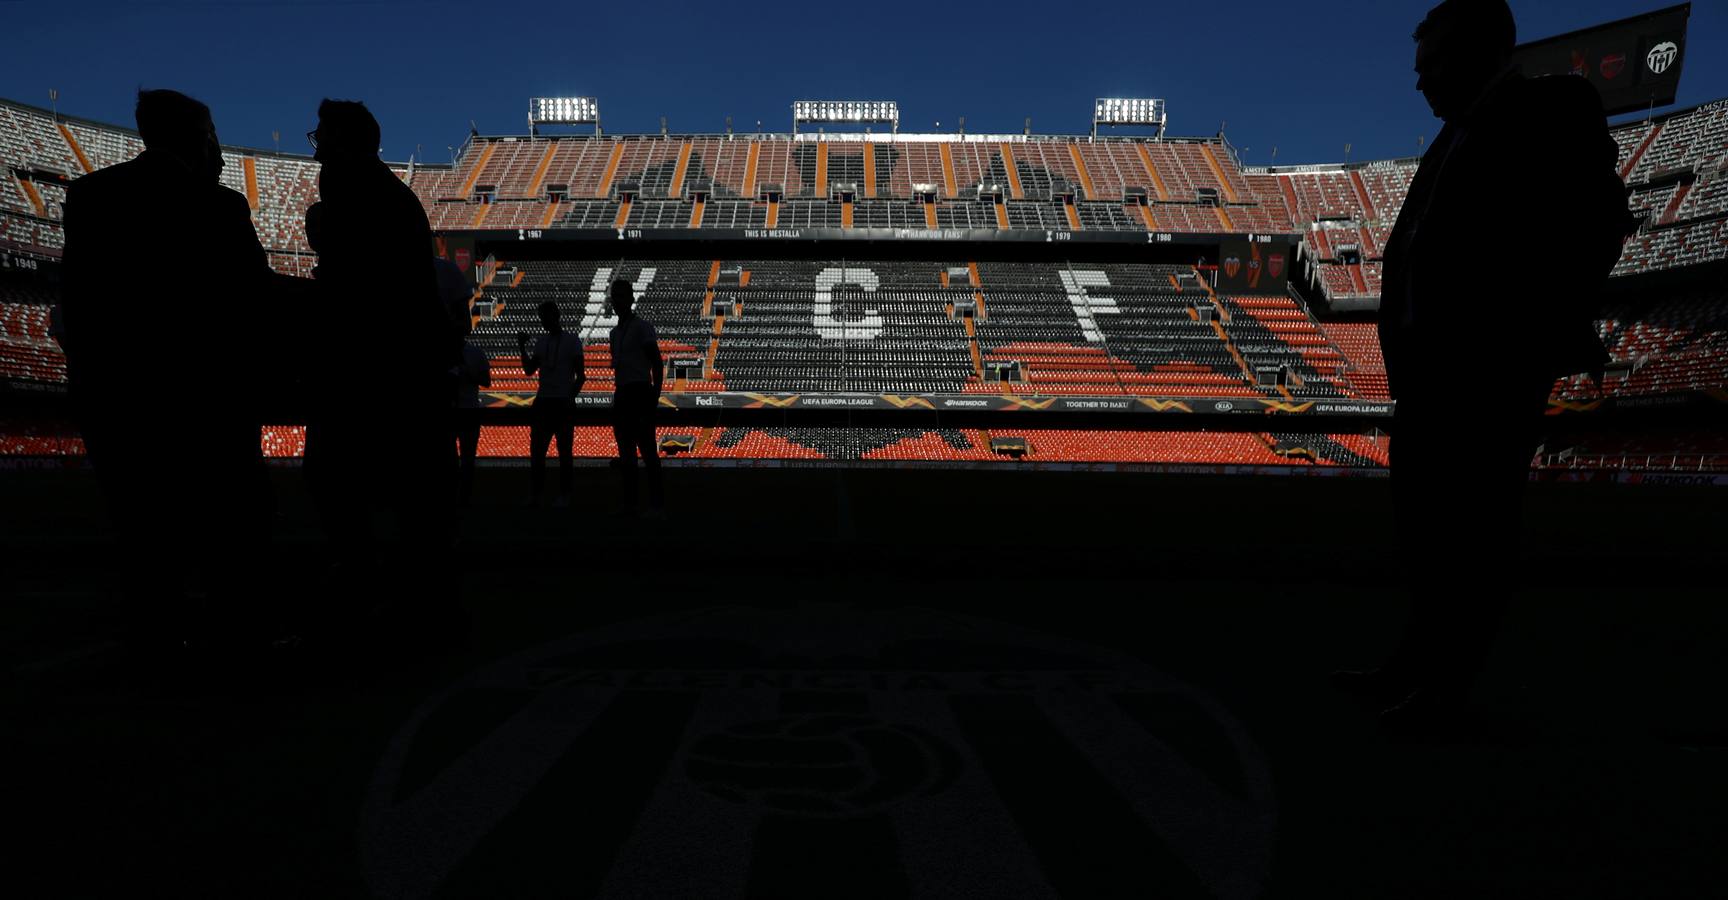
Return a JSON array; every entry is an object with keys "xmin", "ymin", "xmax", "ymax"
[
  {"xmin": 1092, "ymin": 98, "xmax": 1167, "ymax": 138},
  {"xmin": 792, "ymin": 100, "xmax": 899, "ymax": 134},
  {"xmin": 528, "ymin": 97, "xmax": 600, "ymax": 126}
]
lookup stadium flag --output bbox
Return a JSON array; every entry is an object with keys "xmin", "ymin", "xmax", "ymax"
[{"xmin": 1511, "ymin": 4, "xmax": 1690, "ymax": 116}]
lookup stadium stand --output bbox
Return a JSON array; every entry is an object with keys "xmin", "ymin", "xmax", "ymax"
[
  {"xmin": 708, "ymin": 260, "xmax": 973, "ymax": 393},
  {"xmin": 1625, "ymin": 100, "xmax": 1728, "ymax": 184},
  {"xmin": 1318, "ymin": 322, "xmax": 1390, "ymax": 401},
  {"xmin": 6, "ymin": 94, "xmax": 1725, "ymax": 280},
  {"xmin": 0, "ymin": 300, "xmax": 65, "ymax": 384},
  {"xmin": 1538, "ymin": 430, "xmax": 1728, "ymax": 472},
  {"xmin": 1550, "ymin": 287, "xmax": 1728, "ymax": 400},
  {"xmin": 1615, "ymin": 216, "xmax": 1727, "ymax": 274},
  {"xmin": 4, "ymin": 92, "xmax": 1725, "ymax": 467}
]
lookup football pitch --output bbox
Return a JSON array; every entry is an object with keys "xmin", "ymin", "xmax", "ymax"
[{"xmin": 4, "ymin": 466, "xmax": 1724, "ymax": 898}]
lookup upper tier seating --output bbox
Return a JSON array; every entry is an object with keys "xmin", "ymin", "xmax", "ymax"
[
  {"xmin": 1317, "ymin": 322, "xmax": 1390, "ymax": 401},
  {"xmin": 1626, "ymin": 100, "xmax": 1728, "ymax": 184},
  {"xmin": 7, "ymin": 95, "xmax": 1728, "ymax": 285},
  {"xmin": 1554, "ymin": 288, "xmax": 1728, "ymax": 400}
]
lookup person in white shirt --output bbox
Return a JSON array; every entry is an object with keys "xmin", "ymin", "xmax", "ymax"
[
  {"xmin": 607, "ymin": 279, "xmax": 664, "ymax": 513},
  {"xmin": 517, "ymin": 301, "xmax": 584, "ymax": 507}
]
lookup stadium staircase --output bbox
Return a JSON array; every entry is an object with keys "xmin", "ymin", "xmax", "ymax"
[
  {"xmin": 742, "ymin": 143, "xmax": 759, "ymax": 198},
  {"xmin": 1067, "ymin": 146, "xmax": 1096, "ymax": 200},
  {"xmin": 526, "ymin": 144, "xmax": 556, "ymax": 198},
  {"xmin": 54, "ymin": 123, "xmax": 93, "ymax": 174},
  {"xmin": 669, "ymin": 141, "xmax": 693, "ymax": 199},
  {"xmin": 1199, "ymin": 145, "xmax": 1237, "ymax": 203},
  {"xmin": 1135, "ymin": 145, "xmax": 1170, "ymax": 201},
  {"xmin": 596, "ymin": 144, "xmax": 624, "ymax": 198},
  {"xmin": 1001, "ymin": 144, "xmax": 1024, "ymax": 199},
  {"xmin": 1348, "ymin": 170, "xmax": 1376, "ymax": 220},
  {"xmin": 18, "ymin": 178, "xmax": 45, "ymax": 217},
  {"xmin": 456, "ymin": 143, "xmax": 495, "ymax": 199},
  {"xmin": 814, "ymin": 142, "xmax": 827, "ymax": 200},
  {"xmin": 1659, "ymin": 182, "xmax": 1692, "ymax": 225},
  {"xmin": 242, "ymin": 157, "xmax": 259, "ymax": 210},
  {"xmin": 1621, "ymin": 122, "xmax": 1663, "ymax": 179}
]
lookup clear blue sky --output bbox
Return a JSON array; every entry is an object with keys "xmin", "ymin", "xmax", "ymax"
[{"xmin": 2, "ymin": 0, "xmax": 1722, "ymax": 166}]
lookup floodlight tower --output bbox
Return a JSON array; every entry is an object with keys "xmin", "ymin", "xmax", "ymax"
[
  {"xmin": 792, "ymin": 100, "xmax": 899, "ymax": 136},
  {"xmin": 1091, "ymin": 98, "xmax": 1167, "ymax": 140},
  {"xmin": 528, "ymin": 97, "xmax": 601, "ymax": 137}
]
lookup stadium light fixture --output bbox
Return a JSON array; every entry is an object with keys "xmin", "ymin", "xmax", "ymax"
[
  {"xmin": 1092, "ymin": 97, "xmax": 1167, "ymax": 139},
  {"xmin": 528, "ymin": 97, "xmax": 600, "ymax": 136},
  {"xmin": 793, "ymin": 100, "xmax": 899, "ymax": 135}
]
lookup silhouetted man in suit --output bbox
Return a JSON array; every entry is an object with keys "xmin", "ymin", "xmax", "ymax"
[
  {"xmin": 608, "ymin": 279, "xmax": 664, "ymax": 515},
  {"xmin": 304, "ymin": 99, "xmax": 460, "ymax": 622},
  {"xmin": 1338, "ymin": 0, "xmax": 1634, "ymax": 729},
  {"xmin": 59, "ymin": 89, "xmax": 277, "ymax": 645}
]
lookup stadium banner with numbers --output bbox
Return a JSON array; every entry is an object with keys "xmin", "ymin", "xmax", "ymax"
[
  {"xmin": 1512, "ymin": 3, "xmax": 1690, "ymax": 116},
  {"xmin": 472, "ymin": 391, "xmax": 1394, "ymax": 417},
  {"xmin": 461, "ymin": 226, "xmax": 1300, "ymax": 249},
  {"xmin": 451, "ymin": 224, "xmax": 1309, "ymax": 267},
  {"xmin": 0, "ymin": 246, "xmax": 53, "ymax": 271}
]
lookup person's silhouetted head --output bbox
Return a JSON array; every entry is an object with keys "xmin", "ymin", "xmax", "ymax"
[
  {"xmin": 135, "ymin": 89, "xmax": 222, "ymax": 182},
  {"xmin": 610, "ymin": 278, "xmax": 634, "ymax": 319},
  {"xmin": 538, "ymin": 300, "xmax": 561, "ymax": 332},
  {"xmin": 1413, "ymin": 0, "xmax": 1516, "ymax": 122},
  {"xmin": 311, "ymin": 99, "xmax": 382, "ymax": 164}
]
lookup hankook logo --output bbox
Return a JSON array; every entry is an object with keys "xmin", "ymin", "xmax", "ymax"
[{"xmin": 361, "ymin": 607, "xmax": 1276, "ymax": 899}]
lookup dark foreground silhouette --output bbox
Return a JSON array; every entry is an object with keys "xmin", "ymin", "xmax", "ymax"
[
  {"xmin": 302, "ymin": 98, "xmax": 462, "ymax": 626},
  {"xmin": 608, "ymin": 278, "xmax": 665, "ymax": 515},
  {"xmin": 57, "ymin": 89, "xmax": 280, "ymax": 641},
  {"xmin": 1348, "ymin": 0, "xmax": 1637, "ymax": 729}
]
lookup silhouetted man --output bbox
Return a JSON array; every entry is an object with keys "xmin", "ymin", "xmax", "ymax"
[
  {"xmin": 1340, "ymin": 0, "xmax": 1633, "ymax": 728},
  {"xmin": 453, "ymin": 335, "xmax": 490, "ymax": 508},
  {"xmin": 439, "ymin": 257, "xmax": 487, "ymax": 508},
  {"xmin": 518, "ymin": 301, "xmax": 583, "ymax": 507},
  {"xmin": 59, "ymin": 89, "xmax": 277, "ymax": 645},
  {"xmin": 608, "ymin": 279, "xmax": 664, "ymax": 514},
  {"xmin": 304, "ymin": 99, "xmax": 459, "ymax": 618}
]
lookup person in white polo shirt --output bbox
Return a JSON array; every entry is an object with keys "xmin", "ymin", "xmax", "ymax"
[
  {"xmin": 517, "ymin": 301, "xmax": 584, "ymax": 508},
  {"xmin": 607, "ymin": 279, "xmax": 664, "ymax": 514}
]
